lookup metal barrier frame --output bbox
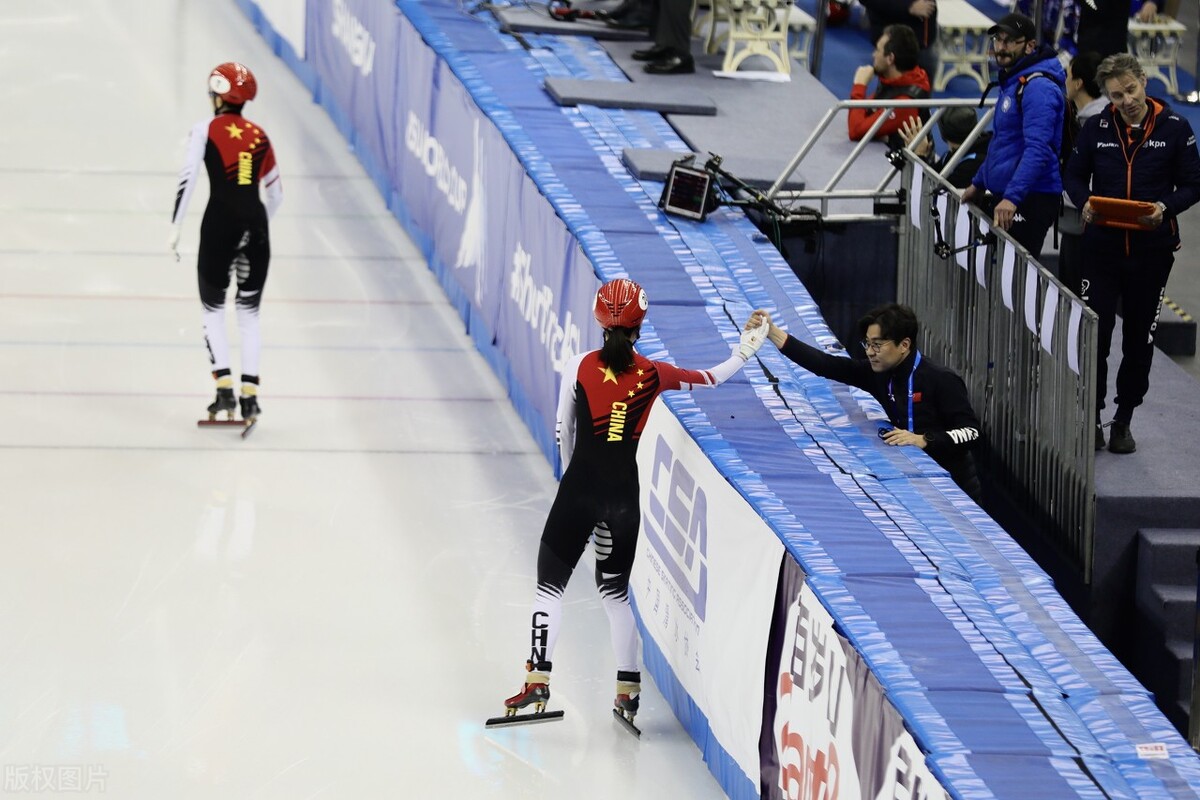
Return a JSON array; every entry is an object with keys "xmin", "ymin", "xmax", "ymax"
[
  {"xmin": 765, "ymin": 97, "xmax": 995, "ymax": 219},
  {"xmin": 898, "ymin": 157, "xmax": 1099, "ymax": 580}
]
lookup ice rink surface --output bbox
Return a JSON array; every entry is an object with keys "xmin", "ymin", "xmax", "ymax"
[{"xmin": 0, "ymin": 2, "xmax": 729, "ymax": 797}]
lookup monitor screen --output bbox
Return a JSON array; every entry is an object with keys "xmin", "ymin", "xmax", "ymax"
[{"xmin": 661, "ymin": 162, "xmax": 713, "ymax": 221}]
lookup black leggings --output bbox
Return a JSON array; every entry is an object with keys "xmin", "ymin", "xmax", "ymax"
[
  {"xmin": 1080, "ymin": 242, "xmax": 1174, "ymax": 418},
  {"xmin": 537, "ymin": 470, "xmax": 640, "ymax": 601},
  {"xmin": 525, "ymin": 469, "xmax": 642, "ymax": 672},
  {"xmin": 197, "ymin": 206, "xmax": 270, "ymax": 312}
]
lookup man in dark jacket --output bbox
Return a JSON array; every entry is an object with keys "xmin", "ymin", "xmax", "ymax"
[
  {"xmin": 961, "ymin": 13, "xmax": 1066, "ymax": 261},
  {"xmin": 752, "ymin": 304, "xmax": 983, "ymax": 502},
  {"xmin": 1064, "ymin": 53, "xmax": 1200, "ymax": 454}
]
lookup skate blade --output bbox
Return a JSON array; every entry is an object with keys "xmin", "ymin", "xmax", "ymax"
[
  {"xmin": 240, "ymin": 419, "xmax": 258, "ymax": 439},
  {"xmin": 484, "ymin": 709, "xmax": 564, "ymax": 729},
  {"xmin": 612, "ymin": 708, "xmax": 641, "ymax": 738}
]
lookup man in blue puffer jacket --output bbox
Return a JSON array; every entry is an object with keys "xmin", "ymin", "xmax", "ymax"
[
  {"xmin": 1064, "ymin": 53, "xmax": 1200, "ymax": 454},
  {"xmin": 962, "ymin": 13, "xmax": 1066, "ymax": 261}
]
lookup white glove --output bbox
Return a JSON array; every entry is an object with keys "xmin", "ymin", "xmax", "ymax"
[
  {"xmin": 167, "ymin": 226, "xmax": 181, "ymax": 261},
  {"xmin": 736, "ymin": 319, "xmax": 769, "ymax": 361}
]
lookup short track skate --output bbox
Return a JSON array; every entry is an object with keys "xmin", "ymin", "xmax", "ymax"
[
  {"xmin": 484, "ymin": 707, "xmax": 565, "ymax": 728},
  {"xmin": 485, "ymin": 668, "xmax": 563, "ymax": 729},
  {"xmin": 612, "ymin": 682, "xmax": 641, "ymax": 738},
  {"xmin": 196, "ymin": 389, "xmax": 257, "ymax": 438}
]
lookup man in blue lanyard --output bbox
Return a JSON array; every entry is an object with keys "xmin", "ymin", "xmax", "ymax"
[{"xmin": 751, "ymin": 304, "xmax": 983, "ymax": 503}]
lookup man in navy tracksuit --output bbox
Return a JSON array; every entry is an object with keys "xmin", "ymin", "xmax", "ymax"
[
  {"xmin": 1064, "ymin": 53, "xmax": 1200, "ymax": 453},
  {"xmin": 962, "ymin": 13, "xmax": 1066, "ymax": 261}
]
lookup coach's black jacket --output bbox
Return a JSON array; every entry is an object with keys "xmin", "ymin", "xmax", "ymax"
[
  {"xmin": 779, "ymin": 336, "xmax": 982, "ymax": 501},
  {"xmin": 1065, "ymin": 97, "xmax": 1200, "ymax": 254}
]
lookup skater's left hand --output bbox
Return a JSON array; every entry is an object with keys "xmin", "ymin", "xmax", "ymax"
[
  {"xmin": 167, "ymin": 226, "xmax": 181, "ymax": 262},
  {"xmin": 736, "ymin": 311, "xmax": 770, "ymax": 361}
]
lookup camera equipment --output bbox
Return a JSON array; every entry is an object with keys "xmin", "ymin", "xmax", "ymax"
[{"xmin": 658, "ymin": 152, "xmax": 789, "ymax": 223}]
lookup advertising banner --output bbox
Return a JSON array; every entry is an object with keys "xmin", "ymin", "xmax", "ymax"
[
  {"xmin": 394, "ymin": 13, "xmax": 439, "ymax": 228},
  {"xmin": 634, "ymin": 404, "xmax": 785, "ymax": 789},
  {"xmin": 762, "ymin": 559, "xmax": 951, "ymax": 800},
  {"xmin": 336, "ymin": 4, "xmax": 594, "ymax": 456},
  {"xmin": 307, "ymin": 0, "xmax": 401, "ymax": 183},
  {"xmin": 493, "ymin": 174, "xmax": 596, "ymax": 446}
]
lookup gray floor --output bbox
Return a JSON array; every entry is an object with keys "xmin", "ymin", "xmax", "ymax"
[
  {"xmin": 1130, "ymin": 0, "xmax": 1200, "ymax": 377},
  {"xmin": 0, "ymin": 2, "xmax": 732, "ymax": 797},
  {"xmin": 1165, "ymin": 205, "xmax": 1200, "ymax": 380}
]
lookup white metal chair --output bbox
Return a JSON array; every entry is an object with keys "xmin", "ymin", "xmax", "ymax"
[{"xmin": 701, "ymin": 0, "xmax": 794, "ymax": 73}]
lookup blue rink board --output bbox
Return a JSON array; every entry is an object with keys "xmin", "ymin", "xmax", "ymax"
[{"xmin": 251, "ymin": 0, "xmax": 1200, "ymax": 797}]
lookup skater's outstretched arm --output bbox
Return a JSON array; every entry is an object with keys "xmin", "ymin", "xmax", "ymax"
[{"xmin": 659, "ymin": 311, "xmax": 769, "ymax": 390}]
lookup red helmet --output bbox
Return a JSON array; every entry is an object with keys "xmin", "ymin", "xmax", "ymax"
[
  {"xmin": 208, "ymin": 62, "xmax": 257, "ymax": 105},
  {"xmin": 594, "ymin": 279, "xmax": 648, "ymax": 329}
]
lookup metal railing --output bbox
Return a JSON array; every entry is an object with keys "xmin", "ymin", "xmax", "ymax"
[
  {"xmin": 898, "ymin": 157, "xmax": 1099, "ymax": 579},
  {"xmin": 765, "ymin": 97, "xmax": 995, "ymax": 219}
]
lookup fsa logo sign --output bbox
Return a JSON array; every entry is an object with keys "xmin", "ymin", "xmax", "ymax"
[{"xmin": 643, "ymin": 434, "xmax": 709, "ymax": 621}]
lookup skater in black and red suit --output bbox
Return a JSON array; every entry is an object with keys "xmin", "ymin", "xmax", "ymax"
[
  {"xmin": 169, "ymin": 62, "xmax": 282, "ymax": 425},
  {"xmin": 499, "ymin": 278, "xmax": 769, "ymax": 728}
]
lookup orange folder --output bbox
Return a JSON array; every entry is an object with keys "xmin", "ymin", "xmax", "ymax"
[{"xmin": 1089, "ymin": 196, "xmax": 1159, "ymax": 231}]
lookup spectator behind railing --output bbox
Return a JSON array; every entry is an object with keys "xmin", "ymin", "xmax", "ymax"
[
  {"xmin": 899, "ymin": 106, "xmax": 991, "ymax": 189},
  {"xmin": 1078, "ymin": 0, "xmax": 1160, "ymax": 58},
  {"xmin": 1064, "ymin": 52, "xmax": 1200, "ymax": 455},
  {"xmin": 848, "ymin": 25, "xmax": 932, "ymax": 150},
  {"xmin": 1057, "ymin": 50, "xmax": 1106, "ymax": 296},
  {"xmin": 858, "ymin": 0, "xmax": 940, "ymax": 81},
  {"xmin": 1012, "ymin": 0, "xmax": 1160, "ymax": 58},
  {"xmin": 961, "ymin": 13, "xmax": 1066, "ymax": 262},
  {"xmin": 630, "ymin": 0, "xmax": 695, "ymax": 73}
]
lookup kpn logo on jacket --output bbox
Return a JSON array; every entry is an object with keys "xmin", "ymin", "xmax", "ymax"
[{"xmin": 643, "ymin": 434, "xmax": 709, "ymax": 621}]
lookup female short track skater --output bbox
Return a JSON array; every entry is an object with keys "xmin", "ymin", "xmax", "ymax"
[
  {"xmin": 169, "ymin": 62, "xmax": 282, "ymax": 424},
  {"xmin": 499, "ymin": 278, "xmax": 768, "ymax": 728}
]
